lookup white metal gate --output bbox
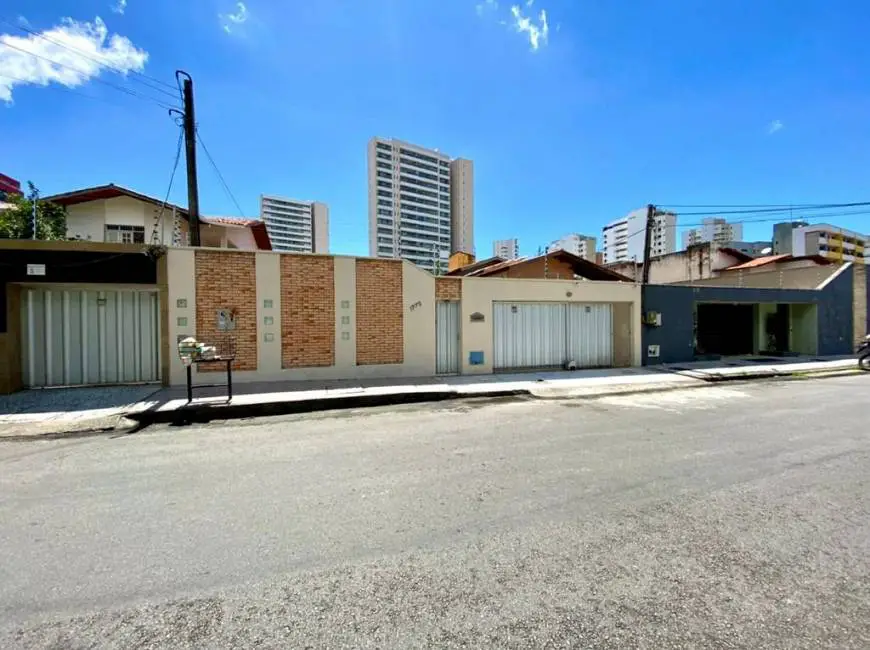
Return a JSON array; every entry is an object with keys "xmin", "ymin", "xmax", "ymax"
[
  {"xmin": 566, "ymin": 303, "xmax": 613, "ymax": 367},
  {"xmin": 493, "ymin": 302, "xmax": 613, "ymax": 370},
  {"xmin": 435, "ymin": 301, "xmax": 460, "ymax": 375},
  {"xmin": 21, "ymin": 287, "xmax": 161, "ymax": 388}
]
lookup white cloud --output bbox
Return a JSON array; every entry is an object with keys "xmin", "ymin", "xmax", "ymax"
[
  {"xmin": 767, "ymin": 119, "xmax": 784, "ymax": 135},
  {"xmin": 112, "ymin": 0, "xmax": 127, "ymax": 15},
  {"xmin": 219, "ymin": 2, "xmax": 248, "ymax": 34},
  {"xmin": 510, "ymin": 4, "xmax": 549, "ymax": 51},
  {"xmin": 0, "ymin": 16, "xmax": 148, "ymax": 103},
  {"xmin": 476, "ymin": 0, "xmax": 498, "ymax": 17}
]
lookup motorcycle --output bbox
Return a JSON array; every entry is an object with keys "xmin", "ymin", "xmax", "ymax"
[{"xmin": 859, "ymin": 334, "xmax": 870, "ymax": 371}]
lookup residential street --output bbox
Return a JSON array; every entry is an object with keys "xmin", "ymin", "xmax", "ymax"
[{"xmin": 1, "ymin": 375, "xmax": 868, "ymax": 649}]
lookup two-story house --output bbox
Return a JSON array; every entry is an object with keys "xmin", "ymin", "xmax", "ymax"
[{"xmin": 43, "ymin": 184, "xmax": 271, "ymax": 250}]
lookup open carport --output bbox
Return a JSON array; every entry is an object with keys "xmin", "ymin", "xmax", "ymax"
[{"xmin": 642, "ymin": 264, "xmax": 855, "ymax": 365}]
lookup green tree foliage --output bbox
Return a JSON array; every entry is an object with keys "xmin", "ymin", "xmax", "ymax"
[{"xmin": 0, "ymin": 182, "xmax": 67, "ymax": 240}]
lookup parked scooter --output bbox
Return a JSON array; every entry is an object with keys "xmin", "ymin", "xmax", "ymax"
[{"xmin": 859, "ymin": 334, "xmax": 870, "ymax": 371}]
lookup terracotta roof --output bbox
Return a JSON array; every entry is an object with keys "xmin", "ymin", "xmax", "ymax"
[
  {"xmin": 450, "ymin": 250, "xmax": 632, "ymax": 282},
  {"xmin": 200, "ymin": 216, "xmax": 272, "ymax": 250},
  {"xmin": 724, "ymin": 254, "xmax": 833, "ymax": 270},
  {"xmin": 43, "ymin": 183, "xmax": 188, "ymax": 215},
  {"xmin": 726, "ymin": 254, "xmax": 791, "ymax": 270}
]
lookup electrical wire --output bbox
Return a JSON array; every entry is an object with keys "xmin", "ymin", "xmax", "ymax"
[
  {"xmin": 0, "ymin": 40, "xmax": 180, "ymax": 110},
  {"xmin": 621, "ymin": 209, "xmax": 870, "ymax": 244},
  {"xmin": 195, "ymin": 129, "xmax": 246, "ymax": 218},
  {"xmin": 657, "ymin": 202, "xmax": 870, "ymax": 217},
  {"xmin": 1, "ymin": 17, "xmax": 178, "ymax": 97},
  {"xmin": 151, "ymin": 123, "xmax": 186, "ymax": 244}
]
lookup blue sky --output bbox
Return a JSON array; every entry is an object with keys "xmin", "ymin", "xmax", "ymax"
[{"xmin": 2, "ymin": 0, "xmax": 870, "ymax": 256}]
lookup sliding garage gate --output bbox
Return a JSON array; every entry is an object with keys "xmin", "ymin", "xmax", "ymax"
[
  {"xmin": 493, "ymin": 302, "xmax": 613, "ymax": 371},
  {"xmin": 20, "ymin": 287, "xmax": 161, "ymax": 388}
]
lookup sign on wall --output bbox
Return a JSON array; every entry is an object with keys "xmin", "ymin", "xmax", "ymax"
[{"xmin": 216, "ymin": 308, "xmax": 237, "ymax": 331}]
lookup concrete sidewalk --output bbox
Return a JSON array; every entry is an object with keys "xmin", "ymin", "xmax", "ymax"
[
  {"xmin": 1, "ymin": 356, "xmax": 863, "ymax": 439},
  {"xmin": 0, "ymin": 385, "xmax": 162, "ymax": 440},
  {"xmin": 127, "ymin": 355, "xmax": 861, "ymax": 426}
]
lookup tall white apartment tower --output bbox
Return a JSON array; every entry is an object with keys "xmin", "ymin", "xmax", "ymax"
[
  {"xmin": 493, "ymin": 238, "xmax": 520, "ymax": 260},
  {"xmin": 682, "ymin": 217, "xmax": 744, "ymax": 249},
  {"xmin": 260, "ymin": 195, "xmax": 329, "ymax": 253},
  {"xmin": 368, "ymin": 137, "xmax": 474, "ymax": 273},
  {"xmin": 602, "ymin": 208, "xmax": 677, "ymax": 264}
]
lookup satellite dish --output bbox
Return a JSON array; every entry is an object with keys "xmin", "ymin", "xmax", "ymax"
[{"xmin": 761, "ymin": 247, "xmax": 772, "ymax": 255}]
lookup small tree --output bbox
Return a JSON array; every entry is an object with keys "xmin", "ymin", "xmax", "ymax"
[{"xmin": 0, "ymin": 182, "xmax": 67, "ymax": 240}]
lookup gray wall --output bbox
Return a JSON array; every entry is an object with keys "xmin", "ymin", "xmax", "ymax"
[
  {"xmin": 642, "ymin": 268, "xmax": 854, "ymax": 364},
  {"xmin": 866, "ymin": 265, "xmax": 870, "ymax": 338}
]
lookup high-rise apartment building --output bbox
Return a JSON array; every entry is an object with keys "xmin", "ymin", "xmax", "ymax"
[
  {"xmin": 547, "ymin": 233, "xmax": 596, "ymax": 261},
  {"xmin": 493, "ymin": 238, "xmax": 520, "ymax": 260},
  {"xmin": 682, "ymin": 218, "xmax": 744, "ymax": 249},
  {"xmin": 260, "ymin": 195, "xmax": 329, "ymax": 253},
  {"xmin": 791, "ymin": 223, "xmax": 867, "ymax": 263},
  {"xmin": 602, "ymin": 208, "xmax": 677, "ymax": 264},
  {"xmin": 368, "ymin": 137, "xmax": 474, "ymax": 273}
]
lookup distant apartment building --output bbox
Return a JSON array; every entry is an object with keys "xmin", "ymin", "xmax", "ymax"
[
  {"xmin": 791, "ymin": 223, "xmax": 867, "ymax": 263},
  {"xmin": 772, "ymin": 221, "xmax": 809, "ymax": 254},
  {"xmin": 260, "ymin": 195, "xmax": 328, "ymax": 253},
  {"xmin": 547, "ymin": 233, "xmax": 596, "ymax": 261},
  {"xmin": 602, "ymin": 208, "xmax": 677, "ymax": 264},
  {"xmin": 493, "ymin": 238, "xmax": 520, "ymax": 260},
  {"xmin": 368, "ymin": 137, "xmax": 473, "ymax": 274},
  {"xmin": 682, "ymin": 217, "xmax": 744, "ymax": 249}
]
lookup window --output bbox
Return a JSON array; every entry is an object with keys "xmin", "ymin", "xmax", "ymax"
[{"xmin": 105, "ymin": 224, "xmax": 145, "ymax": 243}]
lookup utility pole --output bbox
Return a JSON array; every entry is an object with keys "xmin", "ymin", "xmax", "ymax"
[
  {"xmin": 30, "ymin": 187, "xmax": 38, "ymax": 240},
  {"xmin": 640, "ymin": 203, "xmax": 656, "ymax": 285},
  {"xmin": 177, "ymin": 71, "xmax": 201, "ymax": 247}
]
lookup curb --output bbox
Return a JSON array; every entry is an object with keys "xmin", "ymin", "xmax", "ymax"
[
  {"xmin": 125, "ymin": 388, "xmax": 532, "ymax": 426},
  {"xmin": 5, "ymin": 368, "xmax": 866, "ymax": 439},
  {"xmin": 0, "ymin": 416, "xmax": 141, "ymax": 443}
]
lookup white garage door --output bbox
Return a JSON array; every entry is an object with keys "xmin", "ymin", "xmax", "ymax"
[
  {"xmin": 21, "ymin": 287, "xmax": 161, "ymax": 388},
  {"xmin": 493, "ymin": 302, "xmax": 613, "ymax": 370},
  {"xmin": 435, "ymin": 301, "xmax": 460, "ymax": 375}
]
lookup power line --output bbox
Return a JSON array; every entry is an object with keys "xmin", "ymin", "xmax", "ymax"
[
  {"xmin": 1, "ymin": 17, "xmax": 178, "ymax": 97},
  {"xmin": 151, "ymin": 123, "xmax": 186, "ymax": 244},
  {"xmin": 659, "ymin": 202, "xmax": 870, "ymax": 217},
  {"xmin": 623, "ymin": 209, "xmax": 870, "ymax": 243},
  {"xmin": 0, "ymin": 40, "xmax": 180, "ymax": 110},
  {"xmin": 658, "ymin": 203, "xmax": 827, "ymax": 209},
  {"xmin": 195, "ymin": 128, "xmax": 246, "ymax": 218}
]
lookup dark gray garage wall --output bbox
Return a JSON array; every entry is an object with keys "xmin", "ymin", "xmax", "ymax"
[
  {"xmin": 866, "ymin": 265, "xmax": 870, "ymax": 337},
  {"xmin": 642, "ymin": 268, "xmax": 854, "ymax": 364}
]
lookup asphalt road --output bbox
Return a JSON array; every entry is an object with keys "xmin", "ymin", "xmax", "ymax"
[{"xmin": 1, "ymin": 375, "xmax": 868, "ymax": 649}]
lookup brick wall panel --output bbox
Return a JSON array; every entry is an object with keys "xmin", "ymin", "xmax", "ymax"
[
  {"xmin": 356, "ymin": 259, "xmax": 403, "ymax": 365},
  {"xmin": 195, "ymin": 251, "xmax": 257, "ymax": 371},
  {"xmin": 435, "ymin": 278, "xmax": 462, "ymax": 301},
  {"xmin": 281, "ymin": 255, "xmax": 335, "ymax": 368}
]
